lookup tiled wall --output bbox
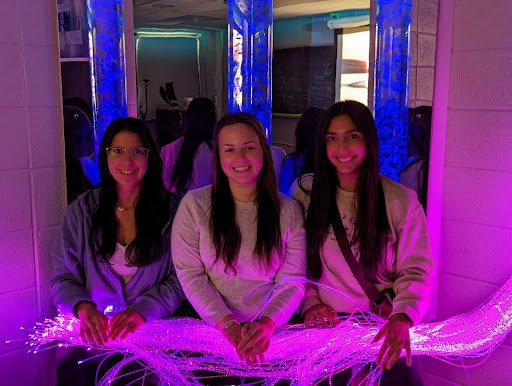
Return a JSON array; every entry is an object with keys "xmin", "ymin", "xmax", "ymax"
[
  {"xmin": 0, "ymin": 0, "xmax": 64, "ymax": 384},
  {"xmin": 423, "ymin": 0, "xmax": 512, "ymax": 384},
  {"xmin": 368, "ymin": 0, "xmax": 438, "ymax": 110},
  {"xmin": 409, "ymin": 0, "xmax": 438, "ymax": 108}
]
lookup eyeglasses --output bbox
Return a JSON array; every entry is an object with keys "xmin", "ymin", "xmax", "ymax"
[{"xmin": 106, "ymin": 146, "xmax": 150, "ymax": 161}]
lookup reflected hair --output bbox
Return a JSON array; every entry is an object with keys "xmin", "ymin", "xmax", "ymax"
[
  {"xmin": 169, "ymin": 97, "xmax": 217, "ymax": 197},
  {"xmin": 210, "ymin": 112, "xmax": 282, "ymax": 273},
  {"xmin": 291, "ymin": 106, "xmax": 325, "ymax": 177},
  {"xmin": 299, "ymin": 100, "xmax": 389, "ymax": 281},
  {"xmin": 89, "ymin": 117, "xmax": 171, "ymax": 266}
]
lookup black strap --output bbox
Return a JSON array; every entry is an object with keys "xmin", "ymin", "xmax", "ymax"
[{"xmin": 330, "ymin": 204, "xmax": 381, "ymax": 302}]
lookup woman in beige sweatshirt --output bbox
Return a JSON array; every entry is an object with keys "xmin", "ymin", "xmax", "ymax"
[
  {"xmin": 172, "ymin": 112, "xmax": 306, "ymax": 365},
  {"xmin": 292, "ymin": 101, "xmax": 433, "ymax": 386}
]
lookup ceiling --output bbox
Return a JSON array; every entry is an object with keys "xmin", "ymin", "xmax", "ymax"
[{"xmin": 133, "ymin": 0, "xmax": 369, "ymax": 30}]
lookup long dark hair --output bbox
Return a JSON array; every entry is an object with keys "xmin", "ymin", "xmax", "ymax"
[
  {"xmin": 89, "ymin": 117, "xmax": 170, "ymax": 266},
  {"xmin": 289, "ymin": 106, "xmax": 325, "ymax": 177},
  {"xmin": 169, "ymin": 97, "xmax": 217, "ymax": 196},
  {"xmin": 210, "ymin": 112, "xmax": 282, "ymax": 273},
  {"xmin": 300, "ymin": 100, "xmax": 389, "ymax": 282}
]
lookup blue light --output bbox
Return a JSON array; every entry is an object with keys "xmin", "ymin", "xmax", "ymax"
[
  {"xmin": 87, "ymin": 0, "xmax": 128, "ymax": 167},
  {"xmin": 374, "ymin": 0, "xmax": 412, "ymax": 181},
  {"xmin": 228, "ymin": 0, "xmax": 273, "ymax": 142}
]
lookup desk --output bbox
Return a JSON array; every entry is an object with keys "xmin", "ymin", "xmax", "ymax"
[{"xmin": 155, "ymin": 104, "xmax": 185, "ymax": 148}]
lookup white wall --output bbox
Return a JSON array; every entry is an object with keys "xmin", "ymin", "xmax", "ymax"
[
  {"xmin": 0, "ymin": 0, "xmax": 64, "ymax": 384},
  {"xmin": 423, "ymin": 0, "xmax": 512, "ymax": 384}
]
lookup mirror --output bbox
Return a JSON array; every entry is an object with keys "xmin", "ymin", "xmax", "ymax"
[
  {"xmin": 131, "ymin": 0, "xmax": 437, "ymax": 206},
  {"xmin": 131, "ymin": 1, "xmax": 371, "ymax": 143}
]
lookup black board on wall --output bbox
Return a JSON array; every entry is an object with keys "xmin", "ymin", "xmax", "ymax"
[{"xmin": 273, "ymin": 45, "xmax": 335, "ymax": 114}]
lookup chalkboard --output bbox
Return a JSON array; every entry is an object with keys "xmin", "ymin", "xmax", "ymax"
[{"xmin": 273, "ymin": 46, "xmax": 335, "ymax": 114}]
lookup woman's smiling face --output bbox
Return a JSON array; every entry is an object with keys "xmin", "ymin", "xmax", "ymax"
[
  {"xmin": 325, "ymin": 114, "xmax": 367, "ymax": 191},
  {"xmin": 218, "ymin": 123, "xmax": 264, "ymax": 193},
  {"xmin": 107, "ymin": 130, "xmax": 148, "ymax": 190}
]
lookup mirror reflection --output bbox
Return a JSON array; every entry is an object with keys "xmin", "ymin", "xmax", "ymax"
[
  {"xmin": 131, "ymin": 1, "xmax": 371, "ymax": 146},
  {"xmin": 131, "ymin": 0, "xmax": 437, "ymax": 208},
  {"xmin": 58, "ymin": 0, "xmax": 437, "ymax": 207}
]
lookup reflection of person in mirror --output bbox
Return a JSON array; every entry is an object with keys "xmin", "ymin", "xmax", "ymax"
[
  {"xmin": 161, "ymin": 97, "xmax": 218, "ymax": 198},
  {"xmin": 51, "ymin": 118, "xmax": 184, "ymax": 385},
  {"xmin": 279, "ymin": 106, "xmax": 325, "ymax": 194},
  {"xmin": 292, "ymin": 101, "xmax": 433, "ymax": 386},
  {"xmin": 172, "ymin": 112, "xmax": 306, "ymax": 366},
  {"xmin": 400, "ymin": 106, "xmax": 432, "ymax": 211}
]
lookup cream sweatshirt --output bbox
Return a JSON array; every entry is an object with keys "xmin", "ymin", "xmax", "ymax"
[
  {"xmin": 292, "ymin": 174, "xmax": 434, "ymax": 325},
  {"xmin": 171, "ymin": 185, "xmax": 306, "ymax": 326}
]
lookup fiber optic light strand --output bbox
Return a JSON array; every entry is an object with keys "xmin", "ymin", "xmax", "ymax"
[{"xmin": 28, "ymin": 275, "xmax": 512, "ymax": 385}]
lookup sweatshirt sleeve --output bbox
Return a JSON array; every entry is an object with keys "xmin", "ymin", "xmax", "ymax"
[
  {"xmin": 171, "ymin": 193, "xmax": 233, "ymax": 326},
  {"xmin": 390, "ymin": 203, "xmax": 434, "ymax": 325},
  {"xmin": 161, "ymin": 140, "xmax": 179, "ymax": 192},
  {"xmin": 260, "ymin": 201, "xmax": 306, "ymax": 326},
  {"xmin": 49, "ymin": 201, "xmax": 93, "ymax": 316}
]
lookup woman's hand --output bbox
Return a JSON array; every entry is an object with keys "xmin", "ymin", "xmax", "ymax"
[
  {"xmin": 373, "ymin": 313, "xmax": 413, "ymax": 371},
  {"xmin": 108, "ymin": 308, "xmax": 145, "ymax": 340},
  {"xmin": 237, "ymin": 317, "xmax": 277, "ymax": 365},
  {"xmin": 75, "ymin": 301, "xmax": 109, "ymax": 345},
  {"xmin": 222, "ymin": 323, "xmax": 243, "ymax": 354},
  {"xmin": 303, "ymin": 304, "xmax": 339, "ymax": 328},
  {"xmin": 216, "ymin": 315, "xmax": 243, "ymax": 357}
]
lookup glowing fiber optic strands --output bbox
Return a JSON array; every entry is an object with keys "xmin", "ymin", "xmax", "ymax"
[
  {"xmin": 374, "ymin": 0, "xmax": 412, "ymax": 181},
  {"xmin": 29, "ymin": 275, "xmax": 512, "ymax": 385},
  {"xmin": 87, "ymin": 0, "xmax": 128, "ymax": 165},
  {"xmin": 228, "ymin": 0, "xmax": 273, "ymax": 142}
]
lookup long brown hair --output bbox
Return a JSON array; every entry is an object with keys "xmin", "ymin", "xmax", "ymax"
[
  {"xmin": 210, "ymin": 112, "xmax": 282, "ymax": 273},
  {"xmin": 299, "ymin": 101, "xmax": 389, "ymax": 281},
  {"xmin": 169, "ymin": 97, "xmax": 217, "ymax": 197}
]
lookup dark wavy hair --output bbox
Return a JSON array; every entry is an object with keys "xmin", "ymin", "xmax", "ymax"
[
  {"xmin": 290, "ymin": 106, "xmax": 325, "ymax": 176},
  {"xmin": 299, "ymin": 100, "xmax": 389, "ymax": 281},
  {"xmin": 210, "ymin": 112, "xmax": 282, "ymax": 273},
  {"xmin": 89, "ymin": 117, "xmax": 171, "ymax": 266},
  {"xmin": 169, "ymin": 97, "xmax": 217, "ymax": 196}
]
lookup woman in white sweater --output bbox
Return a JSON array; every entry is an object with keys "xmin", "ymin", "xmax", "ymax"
[
  {"xmin": 171, "ymin": 112, "xmax": 306, "ymax": 365},
  {"xmin": 292, "ymin": 100, "xmax": 433, "ymax": 385}
]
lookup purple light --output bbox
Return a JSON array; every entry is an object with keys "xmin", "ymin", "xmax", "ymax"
[{"xmin": 27, "ymin": 275, "xmax": 512, "ymax": 385}]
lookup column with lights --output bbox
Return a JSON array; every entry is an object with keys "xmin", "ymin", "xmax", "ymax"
[
  {"xmin": 87, "ymin": 0, "xmax": 128, "ymax": 163},
  {"xmin": 374, "ymin": 0, "xmax": 412, "ymax": 181},
  {"xmin": 227, "ymin": 0, "xmax": 273, "ymax": 141}
]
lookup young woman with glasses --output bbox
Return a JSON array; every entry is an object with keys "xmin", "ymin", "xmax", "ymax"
[{"xmin": 50, "ymin": 117, "xmax": 184, "ymax": 385}]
